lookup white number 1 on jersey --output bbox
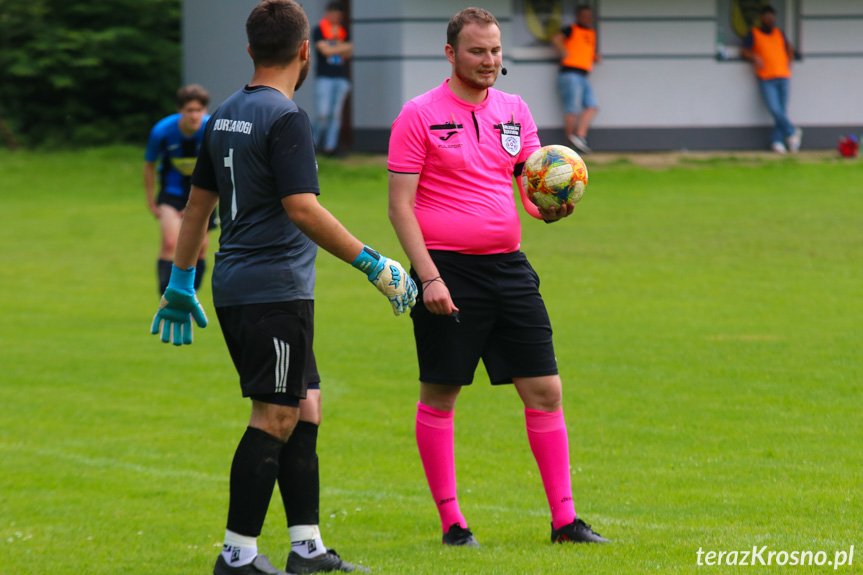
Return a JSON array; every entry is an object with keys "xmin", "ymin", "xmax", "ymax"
[{"xmin": 224, "ymin": 148, "xmax": 238, "ymax": 220}]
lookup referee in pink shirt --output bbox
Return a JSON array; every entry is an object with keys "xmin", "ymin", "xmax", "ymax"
[{"xmin": 388, "ymin": 7, "xmax": 609, "ymax": 547}]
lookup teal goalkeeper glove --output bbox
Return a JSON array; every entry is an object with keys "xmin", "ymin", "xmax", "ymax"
[
  {"xmin": 150, "ymin": 265, "xmax": 208, "ymax": 346},
  {"xmin": 352, "ymin": 246, "xmax": 418, "ymax": 316}
]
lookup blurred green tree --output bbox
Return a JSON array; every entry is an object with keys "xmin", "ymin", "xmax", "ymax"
[{"xmin": 0, "ymin": 0, "xmax": 181, "ymax": 147}]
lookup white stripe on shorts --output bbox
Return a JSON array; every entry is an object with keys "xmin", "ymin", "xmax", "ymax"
[{"xmin": 273, "ymin": 337, "xmax": 290, "ymax": 393}]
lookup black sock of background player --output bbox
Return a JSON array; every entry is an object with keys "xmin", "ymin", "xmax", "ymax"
[
  {"xmin": 279, "ymin": 420, "xmax": 320, "ymax": 527},
  {"xmin": 194, "ymin": 258, "xmax": 207, "ymax": 291},
  {"xmin": 226, "ymin": 426, "xmax": 285, "ymax": 537},
  {"xmin": 157, "ymin": 259, "xmax": 172, "ymax": 295}
]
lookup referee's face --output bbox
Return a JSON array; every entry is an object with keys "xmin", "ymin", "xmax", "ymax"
[{"xmin": 450, "ymin": 23, "xmax": 502, "ymax": 92}]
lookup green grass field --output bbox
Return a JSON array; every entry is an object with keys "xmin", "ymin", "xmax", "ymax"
[{"xmin": 1, "ymin": 147, "xmax": 861, "ymax": 574}]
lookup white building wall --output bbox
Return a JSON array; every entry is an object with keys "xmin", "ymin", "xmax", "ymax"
[
  {"xmin": 794, "ymin": 2, "xmax": 863, "ymax": 127},
  {"xmin": 183, "ymin": 0, "xmax": 320, "ymax": 116},
  {"xmin": 350, "ymin": 0, "xmax": 510, "ymax": 130},
  {"xmin": 515, "ymin": 0, "xmax": 863, "ymax": 130},
  {"xmin": 184, "ymin": 0, "xmax": 863, "ymax": 151}
]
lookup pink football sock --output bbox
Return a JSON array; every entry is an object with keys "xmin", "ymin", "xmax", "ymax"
[
  {"xmin": 416, "ymin": 402, "xmax": 467, "ymax": 532},
  {"xmin": 525, "ymin": 408, "xmax": 577, "ymax": 530}
]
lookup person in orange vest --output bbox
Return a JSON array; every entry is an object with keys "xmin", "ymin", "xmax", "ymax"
[
  {"xmin": 313, "ymin": 2, "xmax": 353, "ymax": 156},
  {"xmin": 551, "ymin": 5, "xmax": 600, "ymax": 154},
  {"xmin": 740, "ymin": 5, "xmax": 802, "ymax": 153}
]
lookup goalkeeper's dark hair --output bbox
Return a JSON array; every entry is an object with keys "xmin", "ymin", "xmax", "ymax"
[
  {"xmin": 447, "ymin": 7, "xmax": 500, "ymax": 50},
  {"xmin": 246, "ymin": 0, "xmax": 309, "ymax": 68},
  {"xmin": 177, "ymin": 84, "xmax": 209, "ymax": 108}
]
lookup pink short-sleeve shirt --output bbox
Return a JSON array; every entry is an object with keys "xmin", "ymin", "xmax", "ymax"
[{"xmin": 388, "ymin": 80, "xmax": 541, "ymax": 255}]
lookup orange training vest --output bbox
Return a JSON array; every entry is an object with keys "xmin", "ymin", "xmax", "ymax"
[
  {"xmin": 319, "ymin": 18, "xmax": 347, "ymax": 42},
  {"xmin": 751, "ymin": 27, "xmax": 790, "ymax": 80},
  {"xmin": 561, "ymin": 25, "xmax": 596, "ymax": 72}
]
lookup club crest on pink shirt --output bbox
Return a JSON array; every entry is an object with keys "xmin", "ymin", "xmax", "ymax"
[{"xmin": 500, "ymin": 122, "xmax": 522, "ymax": 156}]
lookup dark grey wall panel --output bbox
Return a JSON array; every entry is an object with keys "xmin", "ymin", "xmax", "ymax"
[{"xmin": 352, "ymin": 125, "xmax": 863, "ymax": 154}]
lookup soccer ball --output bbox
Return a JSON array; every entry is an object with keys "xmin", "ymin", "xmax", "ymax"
[{"xmin": 523, "ymin": 145, "xmax": 588, "ymax": 210}]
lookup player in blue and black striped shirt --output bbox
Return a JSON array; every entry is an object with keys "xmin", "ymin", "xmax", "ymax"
[{"xmin": 144, "ymin": 84, "xmax": 215, "ymax": 295}]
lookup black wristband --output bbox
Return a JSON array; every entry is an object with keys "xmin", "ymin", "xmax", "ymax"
[{"xmin": 421, "ymin": 276, "xmax": 444, "ymax": 288}]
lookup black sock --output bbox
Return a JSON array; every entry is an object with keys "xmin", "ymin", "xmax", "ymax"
[
  {"xmin": 279, "ymin": 421, "xmax": 320, "ymax": 527},
  {"xmin": 226, "ymin": 426, "xmax": 286, "ymax": 537},
  {"xmin": 157, "ymin": 259, "xmax": 173, "ymax": 295},
  {"xmin": 194, "ymin": 258, "xmax": 207, "ymax": 291}
]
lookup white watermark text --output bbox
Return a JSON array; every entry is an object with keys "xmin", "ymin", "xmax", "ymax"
[{"xmin": 696, "ymin": 546, "xmax": 854, "ymax": 569}]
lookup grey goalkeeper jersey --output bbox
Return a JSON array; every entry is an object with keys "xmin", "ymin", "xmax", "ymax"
[{"xmin": 192, "ymin": 85, "xmax": 319, "ymax": 307}]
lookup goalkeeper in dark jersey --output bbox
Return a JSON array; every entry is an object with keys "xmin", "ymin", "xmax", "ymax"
[{"xmin": 150, "ymin": 2, "xmax": 417, "ymax": 574}]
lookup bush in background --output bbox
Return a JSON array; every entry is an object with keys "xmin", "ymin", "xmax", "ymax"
[{"xmin": 0, "ymin": 0, "xmax": 181, "ymax": 148}]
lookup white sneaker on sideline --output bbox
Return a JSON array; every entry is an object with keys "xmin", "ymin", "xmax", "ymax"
[
  {"xmin": 772, "ymin": 141, "xmax": 788, "ymax": 154},
  {"xmin": 787, "ymin": 127, "xmax": 803, "ymax": 153},
  {"xmin": 568, "ymin": 134, "xmax": 593, "ymax": 154}
]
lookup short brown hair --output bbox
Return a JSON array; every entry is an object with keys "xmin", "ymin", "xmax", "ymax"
[
  {"xmin": 446, "ymin": 7, "xmax": 500, "ymax": 49},
  {"xmin": 177, "ymin": 84, "xmax": 209, "ymax": 108},
  {"xmin": 246, "ymin": 0, "xmax": 309, "ymax": 67}
]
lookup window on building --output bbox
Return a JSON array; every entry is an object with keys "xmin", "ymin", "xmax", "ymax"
[
  {"xmin": 511, "ymin": 0, "xmax": 596, "ymax": 62},
  {"xmin": 716, "ymin": 0, "xmax": 800, "ymax": 61}
]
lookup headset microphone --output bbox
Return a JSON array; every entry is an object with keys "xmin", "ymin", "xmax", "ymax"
[{"xmin": 501, "ymin": 67, "xmax": 508, "ymax": 75}]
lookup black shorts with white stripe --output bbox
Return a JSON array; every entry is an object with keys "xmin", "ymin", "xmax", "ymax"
[{"xmin": 216, "ymin": 300, "xmax": 319, "ymax": 406}]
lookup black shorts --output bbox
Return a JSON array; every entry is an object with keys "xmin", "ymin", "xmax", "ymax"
[
  {"xmin": 410, "ymin": 250, "xmax": 558, "ymax": 386},
  {"xmin": 216, "ymin": 300, "xmax": 320, "ymax": 406},
  {"xmin": 157, "ymin": 191, "xmax": 219, "ymax": 230}
]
